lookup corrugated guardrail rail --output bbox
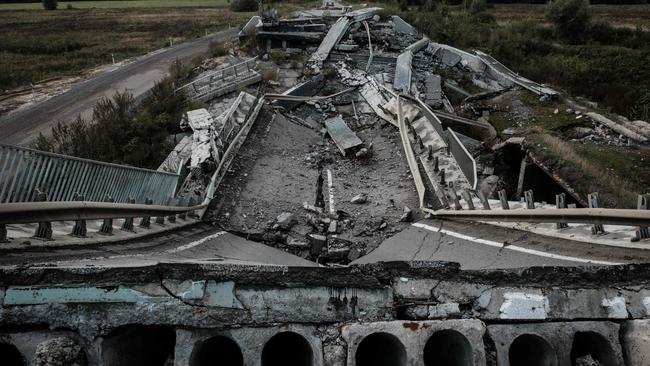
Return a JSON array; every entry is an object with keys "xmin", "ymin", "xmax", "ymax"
[
  {"xmin": 446, "ymin": 129, "xmax": 478, "ymax": 190},
  {"xmin": 0, "ymin": 144, "xmax": 179, "ymax": 205}
]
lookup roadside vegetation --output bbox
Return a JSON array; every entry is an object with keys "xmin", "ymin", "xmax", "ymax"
[
  {"xmin": 0, "ymin": 6, "xmax": 251, "ymax": 91},
  {"xmin": 33, "ymin": 60, "xmax": 206, "ymax": 169},
  {"xmin": 393, "ymin": 0, "xmax": 650, "ymax": 122}
]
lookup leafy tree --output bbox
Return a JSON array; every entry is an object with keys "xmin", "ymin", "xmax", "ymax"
[
  {"xmin": 545, "ymin": 0, "xmax": 591, "ymax": 42},
  {"xmin": 42, "ymin": 0, "xmax": 57, "ymax": 10}
]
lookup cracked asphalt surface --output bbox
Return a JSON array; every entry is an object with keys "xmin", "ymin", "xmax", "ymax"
[
  {"xmin": 353, "ymin": 219, "xmax": 650, "ymax": 269},
  {"xmin": 0, "ymin": 28, "xmax": 239, "ymax": 146}
]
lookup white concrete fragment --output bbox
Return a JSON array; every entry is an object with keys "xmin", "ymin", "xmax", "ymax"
[
  {"xmin": 499, "ymin": 292, "xmax": 549, "ymax": 319},
  {"xmin": 602, "ymin": 296, "xmax": 628, "ymax": 319}
]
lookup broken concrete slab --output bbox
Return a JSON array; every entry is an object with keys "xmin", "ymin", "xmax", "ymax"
[
  {"xmin": 275, "ymin": 74, "xmax": 325, "ymax": 111},
  {"xmin": 324, "ymin": 115, "xmax": 363, "ymax": 156}
]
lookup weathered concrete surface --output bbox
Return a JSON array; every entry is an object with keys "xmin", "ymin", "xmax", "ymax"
[
  {"xmin": 488, "ymin": 322, "xmax": 624, "ymax": 366},
  {"xmin": 342, "ymin": 320, "xmax": 486, "ymax": 366},
  {"xmin": 175, "ymin": 324, "xmax": 324, "ymax": 366},
  {"xmin": 622, "ymin": 320, "xmax": 650, "ymax": 366}
]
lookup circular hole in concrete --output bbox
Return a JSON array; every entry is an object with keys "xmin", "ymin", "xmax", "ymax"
[
  {"xmin": 102, "ymin": 325, "xmax": 176, "ymax": 366},
  {"xmin": 570, "ymin": 331, "xmax": 617, "ymax": 366},
  {"xmin": 508, "ymin": 334, "xmax": 557, "ymax": 366},
  {"xmin": 262, "ymin": 331, "xmax": 313, "ymax": 366},
  {"xmin": 355, "ymin": 332, "xmax": 407, "ymax": 366},
  {"xmin": 190, "ymin": 335, "xmax": 243, "ymax": 366},
  {"xmin": 0, "ymin": 343, "xmax": 24, "ymax": 366},
  {"xmin": 423, "ymin": 329, "xmax": 473, "ymax": 366}
]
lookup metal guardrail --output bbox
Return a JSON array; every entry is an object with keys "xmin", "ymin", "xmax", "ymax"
[
  {"xmin": 0, "ymin": 201, "xmax": 205, "ymax": 225},
  {"xmin": 0, "ymin": 144, "xmax": 179, "ymax": 205},
  {"xmin": 174, "ymin": 57, "xmax": 259, "ymax": 100},
  {"xmin": 434, "ymin": 208, "xmax": 650, "ymax": 227},
  {"xmin": 446, "ymin": 129, "xmax": 478, "ymax": 190},
  {"xmin": 397, "ymin": 96, "xmax": 426, "ymax": 208}
]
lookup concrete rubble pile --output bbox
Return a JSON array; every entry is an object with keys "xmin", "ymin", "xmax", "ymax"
[{"xmin": 163, "ymin": 1, "xmax": 650, "ymax": 263}]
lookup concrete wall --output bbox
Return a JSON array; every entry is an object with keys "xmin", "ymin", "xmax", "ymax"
[{"xmin": 2, "ymin": 262, "xmax": 650, "ymax": 365}]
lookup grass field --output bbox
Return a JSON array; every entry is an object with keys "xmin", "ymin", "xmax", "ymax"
[
  {"xmin": 0, "ymin": 7, "xmax": 252, "ymax": 90},
  {"xmin": 0, "ymin": 0, "xmax": 229, "ymax": 10},
  {"xmin": 490, "ymin": 4, "xmax": 650, "ymax": 29}
]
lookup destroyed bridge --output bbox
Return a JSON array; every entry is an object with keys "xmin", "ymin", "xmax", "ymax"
[{"xmin": 2, "ymin": 2, "xmax": 650, "ymax": 366}]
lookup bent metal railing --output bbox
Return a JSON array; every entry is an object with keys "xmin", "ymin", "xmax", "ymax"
[{"xmin": 0, "ymin": 144, "xmax": 179, "ymax": 205}]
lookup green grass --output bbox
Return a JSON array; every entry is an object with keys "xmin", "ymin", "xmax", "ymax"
[
  {"xmin": 0, "ymin": 7, "xmax": 252, "ymax": 90},
  {"xmin": 0, "ymin": 0, "xmax": 229, "ymax": 10}
]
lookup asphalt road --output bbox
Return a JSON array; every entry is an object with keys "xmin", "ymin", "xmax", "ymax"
[
  {"xmin": 0, "ymin": 27, "xmax": 239, "ymax": 146},
  {"xmin": 0, "ymin": 223, "xmax": 315, "ymax": 268},
  {"xmin": 3, "ymin": 219, "xmax": 650, "ymax": 270},
  {"xmin": 353, "ymin": 219, "xmax": 650, "ymax": 269}
]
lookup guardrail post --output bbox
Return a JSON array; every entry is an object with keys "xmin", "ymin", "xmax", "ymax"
[
  {"xmin": 588, "ymin": 192, "xmax": 605, "ymax": 235},
  {"xmin": 524, "ymin": 190, "xmax": 535, "ymax": 209},
  {"xmin": 462, "ymin": 189, "xmax": 475, "ymax": 210},
  {"xmin": 99, "ymin": 195, "xmax": 115, "ymax": 235},
  {"xmin": 0, "ymin": 224, "xmax": 8, "ymax": 243},
  {"xmin": 478, "ymin": 191, "xmax": 491, "ymax": 210},
  {"xmin": 634, "ymin": 194, "xmax": 650, "ymax": 242},
  {"xmin": 155, "ymin": 206, "xmax": 165, "ymax": 226},
  {"xmin": 33, "ymin": 189, "xmax": 53, "ymax": 240},
  {"xmin": 556, "ymin": 193, "xmax": 568, "ymax": 229},
  {"xmin": 167, "ymin": 198, "xmax": 177, "ymax": 223},
  {"xmin": 427, "ymin": 145, "xmax": 433, "ymax": 160},
  {"xmin": 433, "ymin": 156, "xmax": 439, "ymax": 173},
  {"xmin": 71, "ymin": 194, "xmax": 87, "ymax": 237},
  {"xmin": 417, "ymin": 136, "xmax": 424, "ymax": 150},
  {"xmin": 178, "ymin": 197, "xmax": 188, "ymax": 220},
  {"xmin": 188, "ymin": 197, "xmax": 199, "ymax": 219},
  {"xmin": 498, "ymin": 189, "xmax": 510, "ymax": 210},
  {"xmin": 140, "ymin": 197, "xmax": 153, "ymax": 228},
  {"xmin": 439, "ymin": 169, "xmax": 445, "ymax": 186},
  {"xmin": 448, "ymin": 187, "xmax": 462, "ymax": 210},
  {"xmin": 121, "ymin": 197, "xmax": 136, "ymax": 232}
]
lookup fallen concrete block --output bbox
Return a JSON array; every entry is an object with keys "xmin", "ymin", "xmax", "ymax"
[{"xmin": 324, "ymin": 115, "xmax": 363, "ymax": 156}]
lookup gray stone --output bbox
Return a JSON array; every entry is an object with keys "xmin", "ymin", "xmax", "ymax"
[
  {"xmin": 276, "ymin": 212, "xmax": 295, "ymax": 230},
  {"xmin": 323, "ymin": 344, "xmax": 347, "ymax": 366},
  {"xmin": 33, "ymin": 337, "xmax": 87, "ymax": 366},
  {"xmin": 350, "ymin": 193, "xmax": 367, "ymax": 204},
  {"xmin": 308, "ymin": 234, "xmax": 327, "ymax": 254}
]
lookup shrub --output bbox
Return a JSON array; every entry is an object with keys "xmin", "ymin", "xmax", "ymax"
[
  {"xmin": 468, "ymin": 0, "xmax": 487, "ymax": 14},
  {"xmin": 209, "ymin": 42, "xmax": 228, "ymax": 58},
  {"xmin": 545, "ymin": 0, "xmax": 591, "ymax": 42},
  {"xmin": 230, "ymin": 0, "xmax": 258, "ymax": 12},
  {"xmin": 42, "ymin": 0, "xmax": 57, "ymax": 10}
]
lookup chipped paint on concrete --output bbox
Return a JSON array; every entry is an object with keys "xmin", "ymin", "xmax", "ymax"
[
  {"xmin": 4, "ymin": 286, "xmax": 173, "ymax": 305},
  {"xmin": 642, "ymin": 297, "xmax": 650, "ymax": 316},
  {"xmin": 428, "ymin": 303, "xmax": 460, "ymax": 319},
  {"xmin": 499, "ymin": 292, "xmax": 549, "ymax": 319},
  {"xmin": 602, "ymin": 296, "xmax": 628, "ymax": 319},
  {"xmin": 204, "ymin": 281, "xmax": 244, "ymax": 309}
]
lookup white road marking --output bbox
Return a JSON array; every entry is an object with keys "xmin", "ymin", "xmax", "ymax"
[
  {"xmin": 327, "ymin": 169, "xmax": 335, "ymax": 215},
  {"xmin": 412, "ymin": 222, "xmax": 622, "ymax": 266},
  {"xmin": 164, "ymin": 231, "xmax": 227, "ymax": 254}
]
